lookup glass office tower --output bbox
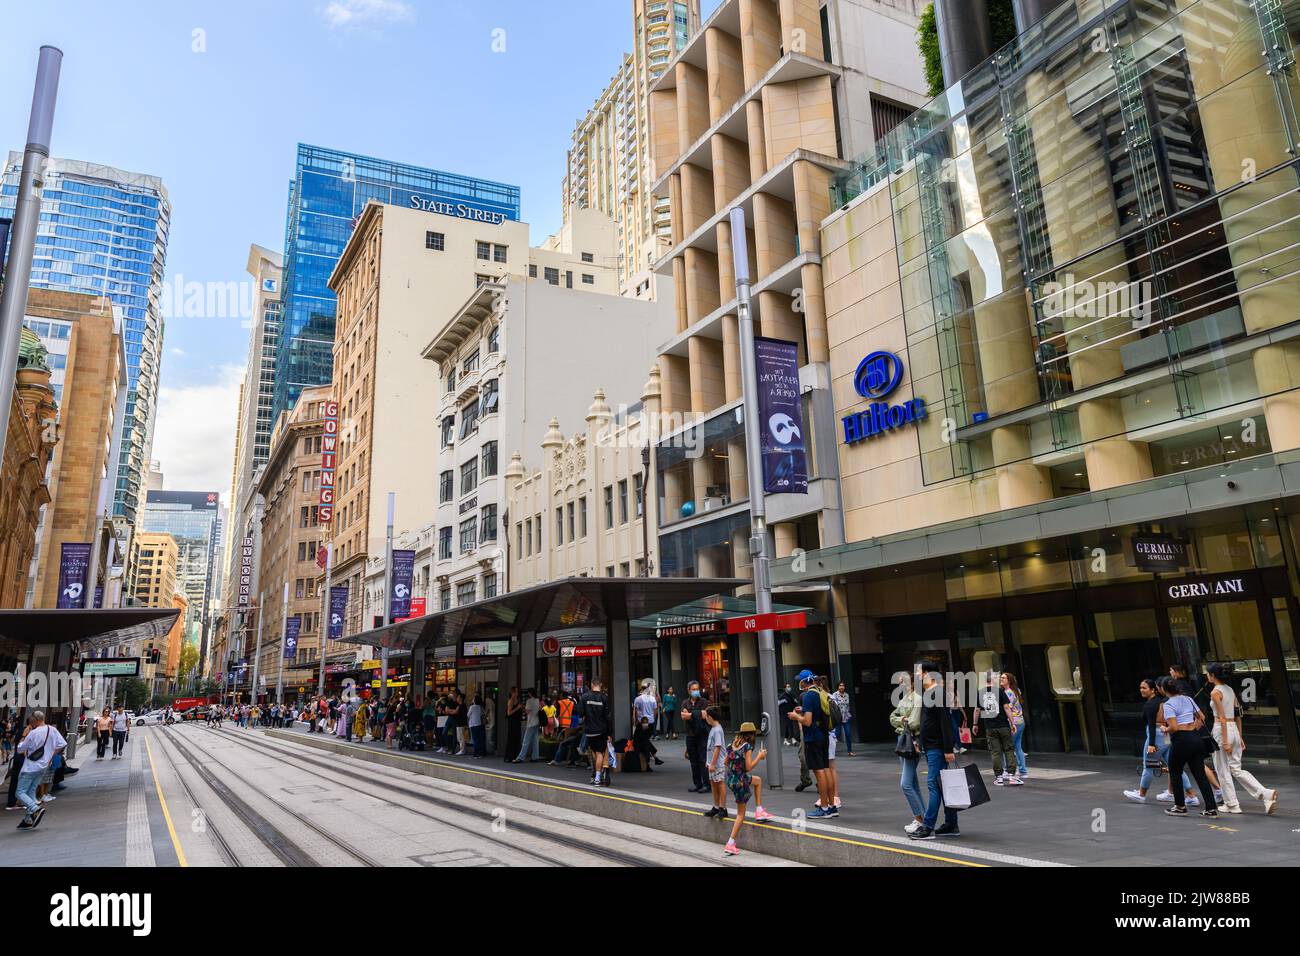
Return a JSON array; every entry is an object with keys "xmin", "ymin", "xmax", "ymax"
[
  {"xmin": 273, "ymin": 144, "xmax": 521, "ymax": 419},
  {"xmin": 141, "ymin": 491, "xmax": 221, "ymax": 670},
  {"xmin": 0, "ymin": 155, "xmax": 171, "ymax": 524}
]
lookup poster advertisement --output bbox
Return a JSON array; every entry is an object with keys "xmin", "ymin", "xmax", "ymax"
[
  {"xmin": 754, "ymin": 336, "xmax": 808, "ymax": 494},
  {"xmin": 390, "ymin": 549, "xmax": 415, "ymax": 621},
  {"xmin": 57, "ymin": 542, "xmax": 92, "ymax": 609}
]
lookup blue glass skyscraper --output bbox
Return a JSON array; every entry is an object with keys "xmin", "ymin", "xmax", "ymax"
[
  {"xmin": 0, "ymin": 154, "xmax": 171, "ymax": 524},
  {"xmin": 274, "ymin": 144, "xmax": 521, "ymax": 419}
]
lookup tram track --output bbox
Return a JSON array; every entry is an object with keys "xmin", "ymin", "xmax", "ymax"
[
  {"xmin": 204, "ymin": 726, "xmax": 665, "ymax": 868},
  {"xmin": 149, "ymin": 730, "xmax": 242, "ymax": 867}
]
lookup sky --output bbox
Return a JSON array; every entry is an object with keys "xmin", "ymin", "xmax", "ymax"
[{"xmin": 0, "ymin": 0, "xmax": 720, "ymax": 495}]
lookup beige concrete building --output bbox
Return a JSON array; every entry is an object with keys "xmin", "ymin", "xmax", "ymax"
[
  {"xmin": 563, "ymin": 0, "xmax": 702, "ymax": 297},
  {"xmin": 253, "ymin": 385, "xmax": 333, "ymax": 700},
  {"xmin": 25, "ymin": 289, "xmax": 126, "ymax": 611},
  {"xmin": 131, "ymin": 531, "xmax": 177, "ymax": 692},
  {"xmin": 507, "ymin": 375, "xmax": 662, "ymax": 588}
]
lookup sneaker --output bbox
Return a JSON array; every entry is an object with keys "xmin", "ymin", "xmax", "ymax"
[
  {"xmin": 1156, "ymin": 791, "xmax": 1175, "ymax": 802},
  {"xmin": 547, "ymin": 761, "xmax": 558, "ymax": 767},
  {"xmin": 702, "ymin": 806, "xmax": 719, "ymax": 818},
  {"xmin": 754, "ymin": 807, "xmax": 774, "ymax": 822},
  {"xmin": 40, "ymin": 795, "xmax": 55, "ymax": 804},
  {"xmin": 823, "ymin": 805, "xmax": 839, "ymax": 818},
  {"xmin": 723, "ymin": 839, "xmax": 739, "ymax": 856},
  {"xmin": 1164, "ymin": 806, "xmax": 1188, "ymax": 816},
  {"xmin": 1199, "ymin": 809, "xmax": 1218, "ymax": 818},
  {"xmin": 1005, "ymin": 776, "xmax": 1024, "ymax": 786},
  {"xmin": 29, "ymin": 806, "xmax": 45, "ymax": 829},
  {"xmin": 808, "ymin": 806, "xmax": 836, "ymax": 819},
  {"xmin": 1218, "ymin": 804, "xmax": 1243, "ymax": 814},
  {"xmin": 1186, "ymin": 796, "xmax": 1200, "ymax": 807},
  {"xmin": 716, "ymin": 808, "xmax": 729, "ymax": 820},
  {"xmin": 904, "ymin": 819, "xmax": 922, "ymax": 833},
  {"xmin": 794, "ymin": 782, "xmax": 810, "ymax": 793},
  {"xmin": 909, "ymin": 826, "xmax": 935, "ymax": 840},
  {"xmin": 1265, "ymin": 790, "xmax": 1279, "ymax": 815},
  {"xmin": 993, "ymin": 776, "xmax": 1006, "ymax": 786},
  {"xmin": 1123, "ymin": 790, "xmax": 1147, "ymax": 803},
  {"xmin": 935, "ymin": 823, "xmax": 961, "ymax": 837},
  {"xmin": 654, "ymin": 758, "xmax": 664, "ymax": 765}
]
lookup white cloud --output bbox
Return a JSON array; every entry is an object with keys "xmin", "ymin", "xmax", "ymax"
[
  {"xmin": 170, "ymin": 347, "xmax": 186, "ymax": 356},
  {"xmin": 320, "ymin": 0, "xmax": 414, "ymax": 29},
  {"xmin": 151, "ymin": 364, "xmax": 242, "ymax": 494}
]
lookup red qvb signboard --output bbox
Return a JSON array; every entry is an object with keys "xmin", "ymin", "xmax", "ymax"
[
  {"xmin": 320, "ymin": 400, "xmax": 338, "ymax": 523},
  {"xmin": 725, "ymin": 610, "xmax": 807, "ymax": 635}
]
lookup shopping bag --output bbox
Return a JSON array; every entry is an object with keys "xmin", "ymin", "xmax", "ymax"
[
  {"xmin": 959, "ymin": 727, "xmax": 972, "ymax": 745},
  {"xmin": 941, "ymin": 763, "xmax": 991, "ymax": 811}
]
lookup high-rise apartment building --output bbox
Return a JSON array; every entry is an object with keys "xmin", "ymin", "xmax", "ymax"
[
  {"xmin": 273, "ymin": 144, "xmax": 522, "ymax": 421},
  {"xmin": 563, "ymin": 1, "xmax": 702, "ymax": 297},
  {"xmin": 0, "ymin": 155, "xmax": 171, "ymax": 526}
]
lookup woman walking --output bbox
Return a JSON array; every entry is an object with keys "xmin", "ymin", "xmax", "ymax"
[
  {"xmin": 890, "ymin": 672, "xmax": 925, "ymax": 833},
  {"xmin": 1160, "ymin": 677, "xmax": 1217, "ymax": 818},
  {"xmin": 504, "ymin": 687, "xmax": 522, "ymax": 762},
  {"xmin": 1124, "ymin": 678, "xmax": 1194, "ymax": 803},
  {"xmin": 832, "ymin": 680, "xmax": 855, "ymax": 757},
  {"xmin": 721, "ymin": 721, "xmax": 774, "ymax": 855},
  {"xmin": 94, "ymin": 708, "xmax": 113, "ymax": 760},
  {"xmin": 1207, "ymin": 664, "xmax": 1279, "ymax": 815},
  {"xmin": 1004, "ymin": 672, "xmax": 1029, "ymax": 777},
  {"xmin": 661, "ymin": 686, "xmax": 678, "ymax": 739}
]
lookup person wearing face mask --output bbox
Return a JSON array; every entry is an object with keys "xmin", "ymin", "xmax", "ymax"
[
  {"xmin": 680, "ymin": 680, "xmax": 709, "ymax": 793},
  {"xmin": 778, "ymin": 683, "xmax": 799, "ymax": 746}
]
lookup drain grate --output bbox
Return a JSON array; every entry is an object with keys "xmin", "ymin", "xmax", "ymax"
[{"xmin": 411, "ymin": 849, "xmax": 504, "ymax": 867}]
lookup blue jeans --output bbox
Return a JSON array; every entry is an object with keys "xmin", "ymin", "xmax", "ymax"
[
  {"xmin": 900, "ymin": 755, "xmax": 925, "ymax": 817},
  {"xmin": 15, "ymin": 769, "xmax": 43, "ymax": 816},
  {"xmin": 1138, "ymin": 731, "xmax": 1193, "ymax": 793},
  {"xmin": 517, "ymin": 724, "xmax": 540, "ymax": 761},
  {"xmin": 922, "ymin": 748, "xmax": 959, "ymax": 831},
  {"xmin": 836, "ymin": 720, "xmax": 854, "ymax": 753},
  {"xmin": 1012, "ymin": 722, "xmax": 1028, "ymax": 775}
]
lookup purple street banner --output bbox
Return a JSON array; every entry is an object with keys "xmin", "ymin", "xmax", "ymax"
[
  {"xmin": 390, "ymin": 549, "xmax": 415, "ymax": 621},
  {"xmin": 93, "ymin": 585, "xmax": 103, "ymax": 609},
  {"xmin": 57, "ymin": 542, "xmax": 92, "ymax": 608},
  {"xmin": 329, "ymin": 586, "xmax": 348, "ymax": 639},
  {"xmin": 754, "ymin": 337, "xmax": 808, "ymax": 495},
  {"xmin": 284, "ymin": 615, "xmax": 301, "ymax": 660}
]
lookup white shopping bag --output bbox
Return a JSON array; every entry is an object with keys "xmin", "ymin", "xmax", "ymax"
[{"xmin": 940, "ymin": 765, "xmax": 972, "ymax": 810}]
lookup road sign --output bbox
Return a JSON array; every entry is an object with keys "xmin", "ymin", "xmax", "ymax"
[{"xmin": 725, "ymin": 611, "xmax": 807, "ymax": 635}]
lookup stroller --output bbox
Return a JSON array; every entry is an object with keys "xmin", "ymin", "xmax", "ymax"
[{"xmin": 399, "ymin": 719, "xmax": 426, "ymax": 752}]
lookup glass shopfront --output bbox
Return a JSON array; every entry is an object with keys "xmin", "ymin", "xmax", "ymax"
[{"xmin": 536, "ymin": 633, "xmax": 606, "ymax": 699}]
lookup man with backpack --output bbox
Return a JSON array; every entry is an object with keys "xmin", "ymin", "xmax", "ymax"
[{"xmin": 789, "ymin": 668, "xmax": 836, "ymax": 818}]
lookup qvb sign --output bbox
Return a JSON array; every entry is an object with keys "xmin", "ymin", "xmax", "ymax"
[
  {"xmin": 1131, "ymin": 533, "xmax": 1190, "ymax": 573},
  {"xmin": 841, "ymin": 350, "xmax": 928, "ymax": 444}
]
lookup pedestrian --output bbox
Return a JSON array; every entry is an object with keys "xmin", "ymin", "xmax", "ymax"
[
  {"xmin": 661, "ymin": 686, "xmax": 678, "ymax": 739},
  {"xmin": 973, "ymin": 671, "xmax": 1022, "ymax": 786},
  {"xmin": 702, "ymin": 706, "xmax": 729, "ymax": 820},
  {"xmin": 1207, "ymin": 663, "xmax": 1278, "ymax": 815},
  {"xmin": 504, "ymin": 687, "xmax": 523, "ymax": 762},
  {"xmin": 1161, "ymin": 676, "xmax": 1218, "ymax": 817},
  {"xmin": 680, "ymin": 680, "xmax": 710, "ymax": 794},
  {"xmin": 788, "ymin": 669, "xmax": 835, "ymax": 818},
  {"xmin": 633, "ymin": 681, "xmax": 658, "ymax": 740},
  {"xmin": 831, "ymin": 680, "xmax": 855, "ymax": 756},
  {"xmin": 778, "ymin": 682, "xmax": 798, "ymax": 745},
  {"xmin": 0, "ymin": 715, "xmax": 12, "ymax": 765},
  {"xmin": 1124, "ymin": 677, "xmax": 1195, "ymax": 804},
  {"xmin": 722, "ymin": 721, "xmax": 773, "ymax": 856},
  {"xmin": 815, "ymin": 676, "xmax": 843, "ymax": 812},
  {"xmin": 910, "ymin": 671, "xmax": 961, "ymax": 840},
  {"xmin": 13, "ymin": 710, "xmax": 65, "ymax": 831},
  {"xmin": 111, "ymin": 704, "xmax": 128, "ymax": 759},
  {"xmin": 541, "ymin": 695, "xmax": 557, "ymax": 737},
  {"xmin": 556, "ymin": 690, "xmax": 575, "ymax": 735},
  {"xmin": 579, "ymin": 679, "xmax": 611, "ymax": 786},
  {"xmin": 513, "ymin": 688, "xmax": 541, "ymax": 763},
  {"xmin": 632, "ymin": 715, "xmax": 661, "ymax": 770},
  {"xmin": 1004, "ymin": 671, "xmax": 1029, "ymax": 777},
  {"xmin": 469, "ymin": 694, "xmax": 487, "ymax": 758},
  {"xmin": 890, "ymin": 671, "xmax": 925, "ymax": 833},
  {"xmin": 551, "ymin": 709, "xmax": 584, "ymax": 766},
  {"xmin": 94, "ymin": 708, "xmax": 112, "ymax": 760},
  {"xmin": 1169, "ymin": 663, "xmax": 1223, "ymax": 798}
]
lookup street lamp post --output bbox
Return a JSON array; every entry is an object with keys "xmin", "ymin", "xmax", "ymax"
[
  {"xmin": 275, "ymin": 580, "xmax": 289, "ymax": 704},
  {"xmin": 249, "ymin": 590, "xmax": 265, "ymax": 707},
  {"xmin": 380, "ymin": 492, "xmax": 394, "ymax": 698},
  {"xmin": 317, "ymin": 542, "xmax": 332, "ymax": 698},
  {"xmin": 729, "ymin": 205, "xmax": 784, "ymax": 788}
]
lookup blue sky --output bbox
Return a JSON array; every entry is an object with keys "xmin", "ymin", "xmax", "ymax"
[{"xmin": 0, "ymin": 0, "xmax": 719, "ymax": 490}]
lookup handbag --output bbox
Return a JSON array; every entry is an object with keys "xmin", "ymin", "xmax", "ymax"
[
  {"xmin": 894, "ymin": 728, "xmax": 918, "ymax": 758},
  {"xmin": 959, "ymin": 727, "xmax": 972, "ymax": 745}
]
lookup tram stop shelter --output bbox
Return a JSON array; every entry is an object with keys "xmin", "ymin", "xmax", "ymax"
[{"xmin": 336, "ymin": 576, "xmax": 792, "ymax": 740}]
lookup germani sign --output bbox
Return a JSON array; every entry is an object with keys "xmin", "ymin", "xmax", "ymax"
[{"xmin": 841, "ymin": 350, "xmax": 927, "ymax": 444}]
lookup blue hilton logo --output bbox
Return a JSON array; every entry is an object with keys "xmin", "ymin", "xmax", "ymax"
[{"xmin": 842, "ymin": 350, "xmax": 927, "ymax": 444}]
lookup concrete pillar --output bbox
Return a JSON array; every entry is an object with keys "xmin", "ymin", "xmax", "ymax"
[
  {"xmin": 740, "ymin": 0, "xmax": 782, "ymax": 88},
  {"xmin": 608, "ymin": 618, "xmax": 632, "ymax": 740},
  {"xmin": 752, "ymin": 191, "xmax": 796, "ymax": 277},
  {"xmin": 745, "ymin": 100, "xmax": 768, "ymax": 181},
  {"xmin": 689, "ymin": 335, "xmax": 726, "ymax": 413},
  {"xmin": 758, "ymin": 289, "xmax": 804, "ymax": 358},
  {"xmin": 773, "ymin": 521, "xmax": 799, "ymax": 558},
  {"xmin": 711, "ymin": 133, "xmax": 752, "ymax": 210},
  {"xmin": 519, "ymin": 631, "xmax": 536, "ymax": 691},
  {"xmin": 672, "ymin": 256, "xmax": 689, "ymax": 334},
  {"xmin": 680, "ymin": 163, "xmax": 716, "ymax": 236},
  {"xmin": 935, "ymin": 0, "xmax": 992, "ymax": 87},
  {"xmin": 716, "ymin": 219, "xmax": 736, "ymax": 294},
  {"xmin": 728, "ymin": 436, "xmax": 749, "ymax": 502},
  {"xmin": 779, "ymin": 0, "xmax": 825, "ymax": 58},
  {"xmin": 675, "ymin": 60, "xmax": 710, "ymax": 152},
  {"xmin": 722, "ymin": 312, "xmax": 742, "ymax": 401},
  {"xmin": 1013, "ymin": 0, "xmax": 1067, "ymax": 33},
  {"xmin": 1080, "ymin": 399, "xmax": 1154, "ymax": 491},
  {"xmin": 705, "ymin": 27, "xmax": 745, "ymax": 124},
  {"xmin": 990, "ymin": 425, "xmax": 1052, "ymax": 507},
  {"xmin": 684, "ymin": 246, "xmax": 721, "ymax": 325}
]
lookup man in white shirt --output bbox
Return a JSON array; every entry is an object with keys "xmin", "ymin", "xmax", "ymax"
[
  {"xmin": 15, "ymin": 711, "xmax": 66, "ymax": 830},
  {"xmin": 111, "ymin": 706, "xmax": 128, "ymax": 758}
]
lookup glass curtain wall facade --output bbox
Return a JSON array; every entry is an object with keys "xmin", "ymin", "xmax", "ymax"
[
  {"xmin": 274, "ymin": 144, "xmax": 522, "ymax": 419},
  {"xmin": 0, "ymin": 155, "xmax": 171, "ymax": 523},
  {"xmin": 832, "ymin": 0, "xmax": 1300, "ymax": 495},
  {"xmin": 141, "ymin": 491, "xmax": 221, "ymax": 665}
]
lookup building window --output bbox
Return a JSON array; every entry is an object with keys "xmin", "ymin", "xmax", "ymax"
[
  {"xmin": 439, "ymin": 527, "xmax": 452, "ymax": 561},
  {"xmin": 439, "ymin": 470, "xmax": 454, "ymax": 503},
  {"xmin": 476, "ymin": 240, "xmax": 491, "ymax": 260},
  {"xmin": 462, "ymin": 349, "xmax": 480, "ymax": 374},
  {"xmin": 567, "ymin": 501, "xmax": 575, "ymax": 541},
  {"xmin": 634, "ymin": 473, "xmax": 645, "ymax": 517},
  {"xmin": 446, "ymin": 366, "xmax": 457, "ymax": 392},
  {"xmin": 440, "ymin": 586, "xmax": 451, "ymax": 610},
  {"xmin": 493, "ymin": 244, "xmax": 508, "ymax": 263},
  {"xmin": 459, "ymin": 399, "xmax": 480, "ymax": 438},
  {"xmin": 606, "ymin": 565, "xmax": 615, "ymax": 577},
  {"xmin": 555, "ymin": 506, "xmax": 564, "ymax": 545},
  {"xmin": 581, "ymin": 274, "xmax": 595, "ymax": 285},
  {"xmin": 534, "ymin": 514, "xmax": 542, "ymax": 553},
  {"xmin": 516, "ymin": 521, "xmax": 523, "ymax": 555},
  {"xmin": 295, "ymin": 579, "xmax": 305, "ymax": 599},
  {"xmin": 481, "ymin": 440, "xmax": 498, "ymax": 477},
  {"xmin": 579, "ymin": 496, "xmax": 588, "ymax": 537},
  {"xmin": 460, "ymin": 517, "xmax": 478, "ymax": 554},
  {"xmin": 476, "ymin": 274, "xmax": 493, "ymax": 287},
  {"xmin": 581, "ymin": 252, "xmax": 594, "ymax": 263},
  {"xmin": 565, "ymin": 271, "xmax": 573, "ymax": 289},
  {"xmin": 456, "ymin": 580, "xmax": 476, "ymax": 605},
  {"xmin": 604, "ymin": 486, "xmax": 614, "ymax": 528},
  {"xmin": 620, "ymin": 562, "xmax": 630, "ymax": 577},
  {"xmin": 481, "ymin": 504, "xmax": 498, "ymax": 541},
  {"xmin": 544, "ymin": 267, "xmax": 559, "ymax": 285},
  {"xmin": 487, "ymin": 325, "xmax": 500, "ymax": 353},
  {"xmin": 529, "ymin": 264, "xmax": 537, "ymax": 278},
  {"xmin": 460, "ymin": 457, "xmax": 478, "ymax": 494},
  {"xmin": 426, "ymin": 231, "xmax": 445, "ymax": 251},
  {"xmin": 481, "ymin": 378, "xmax": 499, "ymax": 414},
  {"xmin": 440, "ymin": 416, "xmax": 455, "ymax": 447},
  {"xmin": 525, "ymin": 517, "xmax": 533, "ymax": 557},
  {"xmin": 483, "ymin": 573, "xmax": 498, "ymax": 599}
]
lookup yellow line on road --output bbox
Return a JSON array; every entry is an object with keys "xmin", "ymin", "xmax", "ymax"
[{"xmin": 144, "ymin": 736, "xmax": 187, "ymax": 867}]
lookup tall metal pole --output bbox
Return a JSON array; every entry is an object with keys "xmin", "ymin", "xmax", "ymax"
[
  {"xmin": 0, "ymin": 46, "xmax": 61, "ymax": 467},
  {"xmin": 249, "ymin": 590, "xmax": 265, "ymax": 707},
  {"xmin": 380, "ymin": 492, "xmax": 394, "ymax": 698},
  {"xmin": 275, "ymin": 582, "xmax": 289, "ymax": 704},
  {"xmin": 729, "ymin": 206, "xmax": 784, "ymax": 788},
  {"xmin": 317, "ymin": 541, "xmax": 332, "ymax": 698}
]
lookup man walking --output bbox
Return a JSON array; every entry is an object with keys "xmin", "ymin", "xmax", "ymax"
[
  {"xmin": 578, "ymin": 679, "xmax": 611, "ymax": 786},
  {"xmin": 911, "ymin": 670, "xmax": 961, "ymax": 840},
  {"xmin": 680, "ymin": 680, "xmax": 709, "ymax": 793},
  {"xmin": 14, "ymin": 710, "xmax": 65, "ymax": 831},
  {"xmin": 788, "ymin": 669, "xmax": 835, "ymax": 817}
]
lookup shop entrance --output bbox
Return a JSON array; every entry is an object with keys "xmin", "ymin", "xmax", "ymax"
[{"xmin": 698, "ymin": 639, "xmax": 732, "ymax": 726}]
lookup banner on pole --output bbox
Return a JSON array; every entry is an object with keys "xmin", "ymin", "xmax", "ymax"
[
  {"xmin": 284, "ymin": 616, "xmax": 301, "ymax": 660},
  {"xmin": 754, "ymin": 337, "xmax": 808, "ymax": 494},
  {"xmin": 329, "ymin": 586, "xmax": 348, "ymax": 639},
  {"xmin": 390, "ymin": 549, "xmax": 415, "ymax": 621},
  {"xmin": 57, "ymin": 543, "xmax": 92, "ymax": 609}
]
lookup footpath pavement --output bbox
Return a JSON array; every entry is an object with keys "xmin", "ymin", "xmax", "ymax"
[
  {"xmin": 279, "ymin": 723, "xmax": 1300, "ymax": 867},
  {"xmin": 1, "ymin": 727, "xmax": 180, "ymax": 867}
]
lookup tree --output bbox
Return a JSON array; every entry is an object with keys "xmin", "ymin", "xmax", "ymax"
[
  {"xmin": 179, "ymin": 643, "xmax": 198, "ymax": 685},
  {"xmin": 917, "ymin": 0, "xmax": 1017, "ymax": 98},
  {"xmin": 117, "ymin": 677, "xmax": 149, "ymax": 711}
]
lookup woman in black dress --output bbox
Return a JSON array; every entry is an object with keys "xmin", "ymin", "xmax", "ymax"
[{"xmin": 504, "ymin": 687, "xmax": 522, "ymax": 763}]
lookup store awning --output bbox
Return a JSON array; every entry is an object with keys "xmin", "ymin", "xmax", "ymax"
[
  {"xmin": 0, "ymin": 608, "xmax": 180, "ymax": 653},
  {"xmin": 631, "ymin": 594, "xmax": 827, "ymax": 637},
  {"xmin": 336, "ymin": 576, "xmax": 749, "ymax": 652}
]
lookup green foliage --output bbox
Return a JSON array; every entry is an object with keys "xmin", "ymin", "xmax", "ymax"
[
  {"xmin": 117, "ymin": 678, "xmax": 149, "ymax": 711},
  {"xmin": 918, "ymin": 3, "xmax": 944, "ymax": 97},
  {"xmin": 990, "ymin": 0, "xmax": 1017, "ymax": 51}
]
